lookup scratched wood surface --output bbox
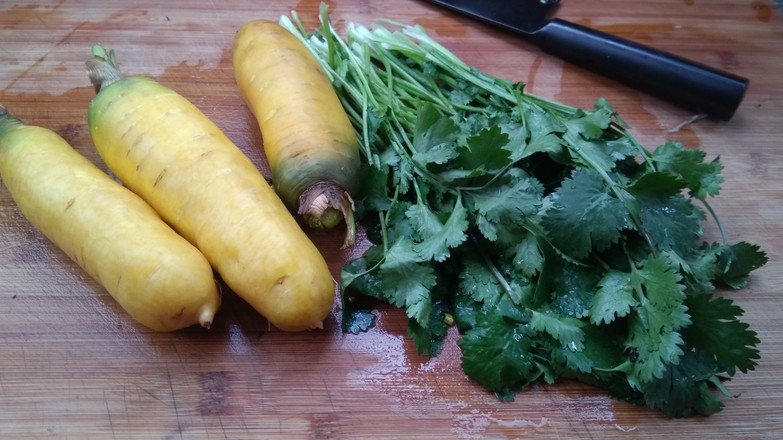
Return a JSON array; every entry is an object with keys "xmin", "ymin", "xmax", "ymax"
[{"xmin": 1, "ymin": 1, "xmax": 782, "ymax": 439}]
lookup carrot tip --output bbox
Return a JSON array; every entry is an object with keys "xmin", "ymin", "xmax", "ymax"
[{"xmin": 199, "ymin": 307, "xmax": 216, "ymax": 329}]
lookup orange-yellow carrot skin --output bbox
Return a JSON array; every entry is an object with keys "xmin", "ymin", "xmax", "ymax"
[
  {"xmin": 0, "ymin": 116, "xmax": 220, "ymax": 332},
  {"xmin": 87, "ymin": 76, "xmax": 335, "ymax": 331},
  {"xmin": 232, "ymin": 19, "xmax": 360, "ymax": 210}
]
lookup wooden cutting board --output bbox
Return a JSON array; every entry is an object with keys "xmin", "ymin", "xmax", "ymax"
[{"xmin": 1, "ymin": 1, "xmax": 781, "ymax": 438}]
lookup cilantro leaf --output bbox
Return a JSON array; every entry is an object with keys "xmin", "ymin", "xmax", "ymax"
[
  {"xmin": 458, "ymin": 306, "xmax": 544, "ymax": 395},
  {"xmin": 547, "ymin": 258, "xmax": 600, "ymax": 318},
  {"xmin": 459, "ymin": 255, "xmax": 504, "ymax": 308},
  {"xmin": 529, "ymin": 310, "xmax": 585, "ymax": 351},
  {"xmin": 453, "ymin": 288, "xmax": 479, "ymax": 332},
  {"xmin": 650, "ymin": 141, "xmax": 724, "ymax": 199},
  {"xmin": 579, "ymin": 324, "xmax": 628, "ymax": 371},
  {"xmin": 565, "ymin": 101, "xmax": 614, "ymax": 140},
  {"xmin": 517, "ymin": 132, "xmax": 563, "ymax": 160},
  {"xmin": 562, "ymin": 100, "xmax": 636, "ymax": 172},
  {"xmin": 340, "ymin": 244, "xmax": 384, "ymax": 293},
  {"xmin": 634, "ymin": 256, "xmax": 692, "ymax": 327},
  {"xmin": 380, "ymin": 200, "xmax": 415, "ymax": 245},
  {"xmin": 635, "ymin": 192, "xmax": 704, "ymax": 257},
  {"xmin": 716, "ymin": 242, "xmax": 769, "ymax": 289},
  {"xmin": 639, "ymin": 349, "xmax": 726, "ymax": 418},
  {"xmin": 626, "ymin": 257, "xmax": 691, "ymax": 383},
  {"xmin": 411, "ymin": 102, "xmax": 459, "ymax": 167},
  {"xmin": 627, "ymin": 316, "xmax": 686, "ymax": 385},
  {"xmin": 406, "ymin": 194, "xmax": 469, "ymax": 262},
  {"xmin": 541, "ymin": 168, "xmax": 630, "ymax": 259},
  {"xmin": 497, "ymin": 119, "xmax": 528, "ymax": 156},
  {"xmin": 467, "ymin": 167, "xmax": 543, "ymax": 241},
  {"xmin": 523, "ymin": 101, "xmax": 566, "ymax": 138},
  {"xmin": 355, "ymin": 163, "xmax": 392, "ymax": 214},
  {"xmin": 667, "ymin": 246, "xmax": 721, "ymax": 295},
  {"xmin": 340, "ymin": 246, "xmax": 385, "ymax": 333},
  {"xmin": 408, "ymin": 301, "xmax": 449, "ymax": 356},
  {"xmin": 379, "ymin": 238, "xmax": 437, "ymax": 326},
  {"xmin": 450, "ymin": 125, "xmax": 512, "ymax": 175},
  {"xmin": 683, "ymin": 294, "xmax": 760, "ymax": 374},
  {"xmin": 505, "ymin": 231, "xmax": 544, "ymax": 278},
  {"xmin": 386, "ymin": 147, "xmax": 415, "ymax": 195},
  {"xmin": 590, "ymin": 270, "xmax": 637, "ymax": 325},
  {"xmin": 629, "ymin": 171, "xmax": 686, "ymax": 198},
  {"xmin": 551, "ymin": 346, "xmax": 594, "ymax": 375}
]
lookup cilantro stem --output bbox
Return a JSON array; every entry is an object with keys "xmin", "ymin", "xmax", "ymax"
[
  {"xmin": 709, "ymin": 375, "xmax": 738, "ymax": 398},
  {"xmin": 700, "ymin": 198, "xmax": 730, "ymax": 246},
  {"xmin": 595, "ymin": 359, "xmax": 634, "ymax": 374},
  {"xmin": 412, "ymin": 178, "xmax": 425, "ymax": 205},
  {"xmin": 471, "ymin": 234, "xmax": 522, "ymax": 304},
  {"xmin": 624, "ymin": 130, "xmax": 656, "ymax": 171}
]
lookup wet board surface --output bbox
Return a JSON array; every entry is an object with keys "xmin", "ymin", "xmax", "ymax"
[{"xmin": 1, "ymin": 1, "xmax": 782, "ymax": 438}]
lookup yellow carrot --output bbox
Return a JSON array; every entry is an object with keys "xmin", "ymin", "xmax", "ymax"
[
  {"xmin": 0, "ymin": 105, "xmax": 220, "ymax": 332},
  {"xmin": 232, "ymin": 19, "xmax": 361, "ymax": 248},
  {"xmin": 85, "ymin": 45, "xmax": 334, "ymax": 331}
]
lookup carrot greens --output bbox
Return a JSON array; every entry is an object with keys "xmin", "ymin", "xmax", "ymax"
[{"xmin": 281, "ymin": 6, "xmax": 767, "ymax": 417}]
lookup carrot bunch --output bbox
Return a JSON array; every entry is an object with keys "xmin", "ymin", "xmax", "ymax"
[
  {"xmin": 85, "ymin": 45, "xmax": 337, "ymax": 332},
  {"xmin": 0, "ymin": 19, "xmax": 361, "ymax": 332},
  {"xmin": 0, "ymin": 105, "xmax": 220, "ymax": 331}
]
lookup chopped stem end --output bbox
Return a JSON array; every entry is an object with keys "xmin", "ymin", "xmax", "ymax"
[{"xmin": 298, "ymin": 182, "xmax": 357, "ymax": 249}]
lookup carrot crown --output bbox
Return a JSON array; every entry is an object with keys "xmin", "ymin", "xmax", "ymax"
[{"xmin": 86, "ymin": 45, "xmax": 124, "ymax": 93}]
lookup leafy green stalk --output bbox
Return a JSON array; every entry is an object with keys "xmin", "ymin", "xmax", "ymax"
[{"xmin": 282, "ymin": 6, "xmax": 767, "ymax": 418}]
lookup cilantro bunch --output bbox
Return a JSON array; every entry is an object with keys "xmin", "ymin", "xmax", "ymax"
[{"xmin": 281, "ymin": 7, "xmax": 768, "ymax": 417}]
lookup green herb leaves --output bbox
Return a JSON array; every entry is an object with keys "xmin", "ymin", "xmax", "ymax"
[
  {"xmin": 282, "ymin": 7, "xmax": 767, "ymax": 418},
  {"xmin": 406, "ymin": 194, "xmax": 469, "ymax": 262},
  {"xmin": 542, "ymin": 169, "xmax": 630, "ymax": 258}
]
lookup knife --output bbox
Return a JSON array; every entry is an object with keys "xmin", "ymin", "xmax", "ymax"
[{"xmin": 423, "ymin": 0, "xmax": 749, "ymax": 120}]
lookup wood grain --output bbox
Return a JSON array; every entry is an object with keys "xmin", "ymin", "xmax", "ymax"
[{"xmin": 1, "ymin": 1, "xmax": 781, "ymax": 438}]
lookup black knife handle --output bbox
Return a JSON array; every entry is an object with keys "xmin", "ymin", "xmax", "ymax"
[{"xmin": 532, "ymin": 19, "xmax": 748, "ymax": 120}]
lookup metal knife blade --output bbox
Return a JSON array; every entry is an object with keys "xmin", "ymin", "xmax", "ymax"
[
  {"xmin": 423, "ymin": 0, "xmax": 749, "ymax": 121},
  {"xmin": 426, "ymin": 0, "xmax": 560, "ymax": 34}
]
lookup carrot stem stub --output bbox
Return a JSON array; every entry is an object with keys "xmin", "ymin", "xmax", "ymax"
[{"xmin": 232, "ymin": 19, "xmax": 361, "ymax": 249}]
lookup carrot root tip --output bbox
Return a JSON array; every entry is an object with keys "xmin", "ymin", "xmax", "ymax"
[{"xmin": 199, "ymin": 306, "xmax": 216, "ymax": 330}]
